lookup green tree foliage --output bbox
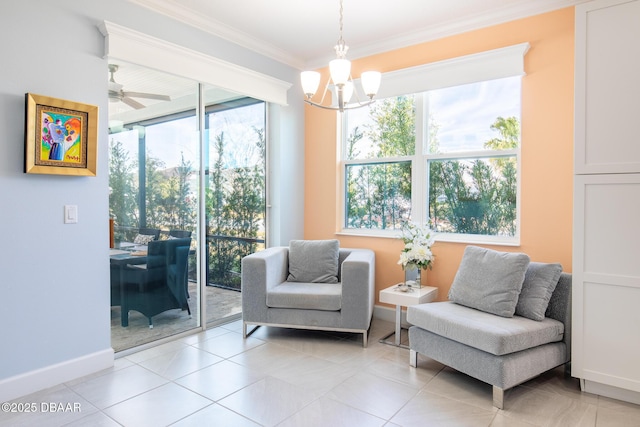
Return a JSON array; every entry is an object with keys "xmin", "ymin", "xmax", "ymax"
[
  {"xmin": 429, "ymin": 116, "xmax": 519, "ymax": 236},
  {"xmin": 206, "ymin": 127, "xmax": 266, "ymax": 289},
  {"xmin": 206, "ymin": 131, "xmax": 233, "ymax": 287},
  {"xmin": 346, "ymin": 96, "xmax": 414, "ymax": 229},
  {"xmin": 369, "ymin": 96, "xmax": 416, "ymax": 157},
  {"xmin": 346, "ymin": 96, "xmax": 519, "ymax": 237},
  {"xmin": 152, "ymin": 153, "xmax": 195, "ymax": 230},
  {"xmin": 109, "ymin": 138, "xmax": 197, "ymax": 240},
  {"xmin": 208, "ymin": 132, "xmax": 226, "ymax": 236},
  {"xmin": 143, "ymin": 154, "xmax": 168, "ymax": 229},
  {"xmin": 108, "ymin": 138, "xmax": 138, "ymax": 241},
  {"xmin": 485, "ymin": 116, "xmax": 520, "ymax": 150},
  {"xmin": 484, "ymin": 116, "xmax": 520, "ymax": 171}
]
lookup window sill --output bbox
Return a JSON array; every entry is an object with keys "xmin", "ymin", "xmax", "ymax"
[{"xmin": 336, "ymin": 229, "xmax": 520, "ymax": 247}]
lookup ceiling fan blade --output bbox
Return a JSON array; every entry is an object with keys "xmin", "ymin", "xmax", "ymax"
[
  {"xmin": 121, "ymin": 97, "xmax": 146, "ymax": 110},
  {"xmin": 122, "ymin": 91, "xmax": 171, "ymax": 101}
]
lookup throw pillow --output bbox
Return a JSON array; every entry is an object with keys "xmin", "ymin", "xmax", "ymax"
[
  {"xmin": 133, "ymin": 233, "xmax": 156, "ymax": 245},
  {"xmin": 287, "ymin": 240, "xmax": 340, "ymax": 283},
  {"xmin": 448, "ymin": 246, "xmax": 530, "ymax": 317},
  {"xmin": 515, "ymin": 262, "xmax": 562, "ymax": 321}
]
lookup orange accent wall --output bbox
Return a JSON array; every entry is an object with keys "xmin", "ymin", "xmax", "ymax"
[{"xmin": 304, "ymin": 8, "xmax": 574, "ymax": 305}]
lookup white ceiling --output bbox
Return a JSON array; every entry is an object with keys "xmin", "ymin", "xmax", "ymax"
[{"xmin": 128, "ymin": 0, "xmax": 585, "ymax": 69}]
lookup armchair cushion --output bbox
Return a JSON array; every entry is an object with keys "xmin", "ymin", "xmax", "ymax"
[
  {"xmin": 286, "ymin": 239, "xmax": 339, "ymax": 283},
  {"xmin": 448, "ymin": 246, "xmax": 530, "ymax": 318},
  {"xmin": 267, "ymin": 282, "xmax": 342, "ymax": 311},
  {"xmin": 515, "ymin": 262, "xmax": 563, "ymax": 321},
  {"xmin": 408, "ymin": 301, "xmax": 564, "ymax": 356}
]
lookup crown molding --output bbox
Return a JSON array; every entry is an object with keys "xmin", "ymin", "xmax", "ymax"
[
  {"xmin": 127, "ymin": 0, "xmax": 588, "ymax": 71},
  {"xmin": 126, "ymin": 0, "xmax": 304, "ymax": 69},
  {"xmin": 341, "ymin": 0, "xmax": 587, "ymax": 67}
]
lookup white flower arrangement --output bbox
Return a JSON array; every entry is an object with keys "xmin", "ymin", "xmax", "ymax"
[{"xmin": 397, "ymin": 221, "xmax": 435, "ymax": 271}]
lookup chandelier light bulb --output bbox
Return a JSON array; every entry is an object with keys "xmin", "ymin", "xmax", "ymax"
[
  {"xmin": 329, "ymin": 58, "xmax": 351, "ymax": 86},
  {"xmin": 301, "ymin": 71, "xmax": 321, "ymax": 98},
  {"xmin": 361, "ymin": 71, "xmax": 382, "ymax": 98}
]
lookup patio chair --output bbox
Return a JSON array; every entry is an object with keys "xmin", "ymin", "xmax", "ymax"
[
  {"xmin": 120, "ymin": 238, "xmax": 192, "ymax": 328},
  {"xmin": 169, "ymin": 229, "xmax": 192, "ymax": 238}
]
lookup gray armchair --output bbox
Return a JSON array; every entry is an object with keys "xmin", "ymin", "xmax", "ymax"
[
  {"xmin": 407, "ymin": 247, "xmax": 572, "ymax": 409},
  {"xmin": 241, "ymin": 243, "xmax": 375, "ymax": 346}
]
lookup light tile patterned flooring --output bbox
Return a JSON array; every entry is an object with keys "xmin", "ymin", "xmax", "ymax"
[{"xmin": 2, "ymin": 318, "xmax": 640, "ymax": 427}]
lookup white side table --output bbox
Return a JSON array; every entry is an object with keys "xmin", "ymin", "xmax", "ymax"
[{"xmin": 379, "ymin": 284, "xmax": 438, "ymax": 348}]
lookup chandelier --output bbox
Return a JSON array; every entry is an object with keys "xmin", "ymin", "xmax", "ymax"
[{"xmin": 301, "ymin": 0, "xmax": 381, "ymax": 112}]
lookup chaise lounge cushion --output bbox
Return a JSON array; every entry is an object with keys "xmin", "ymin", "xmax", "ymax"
[
  {"xmin": 133, "ymin": 233, "xmax": 156, "ymax": 245},
  {"xmin": 448, "ymin": 246, "xmax": 530, "ymax": 318},
  {"xmin": 407, "ymin": 301, "xmax": 564, "ymax": 356},
  {"xmin": 515, "ymin": 262, "xmax": 563, "ymax": 321},
  {"xmin": 287, "ymin": 239, "xmax": 340, "ymax": 283}
]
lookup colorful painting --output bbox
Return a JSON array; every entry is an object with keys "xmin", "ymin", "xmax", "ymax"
[
  {"xmin": 39, "ymin": 109, "xmax": 85, "ymax": 164},
  {"xmin": 25, "ymin": 93, "xmax": 98, "ymax": 176}
]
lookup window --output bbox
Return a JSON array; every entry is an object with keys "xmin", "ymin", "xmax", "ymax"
[
  {"xmin": 342, "ymin": 74, "xmax": 522, "ymax": 244},
  {"xmin": 344, "ymin": 95, "xmax": 415, "ymax": 230}
]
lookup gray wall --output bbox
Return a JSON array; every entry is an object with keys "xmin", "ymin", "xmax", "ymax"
[{"xmin": 0, "ymin": 0, "xmax": 303, "ymax": 390}]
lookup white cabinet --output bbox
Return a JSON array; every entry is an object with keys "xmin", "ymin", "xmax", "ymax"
[
  {"xmin": 573, "ymin": 0, "xmax": 640, "ymax": 404},
  {"xmin": 573, "ymin": 175, "xmax": 640, "ymax": 401},
  {"xmin": 574, "ymin": 0, "xmax": 640, "ymax": 174}
]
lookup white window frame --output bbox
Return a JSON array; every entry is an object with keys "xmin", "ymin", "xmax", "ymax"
[{"xmin": 338, "ymin": 43, "xmax": 528, "ymax": 245}]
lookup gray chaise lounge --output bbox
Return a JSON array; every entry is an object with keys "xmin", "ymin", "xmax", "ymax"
[
  {"xmin": 241, "ymin": 243, "xmax": 375, "ymax": 346},
  {"xmin": 407, "ymin": 247, "xmax": 572, "ymax": 409}
]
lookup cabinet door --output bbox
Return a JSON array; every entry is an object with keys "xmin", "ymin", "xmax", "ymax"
[
  {"xmin": 575, "ymin": 0, "xmax": 640, "ymax": 174},
  {"xmin": 572, "ymin": 173, "xmax": 640, "ymax": 392}
]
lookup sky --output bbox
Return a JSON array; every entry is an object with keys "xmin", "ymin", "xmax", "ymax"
[
  {"xmin": 345, "ymin": 75, "xmax": 521, "ymax": 158},
  {"xmin": 109, "ymin": 103, "xmax": 265, "ymax": 171}
]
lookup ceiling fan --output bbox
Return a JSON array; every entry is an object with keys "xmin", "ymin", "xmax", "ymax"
[{"xmin": 108, "ymin": 64, "xmax": 171, "ymax": 109}]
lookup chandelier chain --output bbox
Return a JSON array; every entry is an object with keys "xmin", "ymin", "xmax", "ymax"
[
  {"xmin": 338, "ymin": 0, "xmax": 343, "ymax": 44},
  {"xmin": 335, "ymin": 0, "xmax": 348, "ymax": 58}
]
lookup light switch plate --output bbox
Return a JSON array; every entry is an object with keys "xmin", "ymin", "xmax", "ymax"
[{"xmin": 64, "ymin": 205, "xmax": 78, "ymax": 224}]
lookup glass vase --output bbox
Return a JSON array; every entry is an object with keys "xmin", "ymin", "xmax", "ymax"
[{"xmin": 404, "ymin": 263, "xmax": 423, "ymax": 288}]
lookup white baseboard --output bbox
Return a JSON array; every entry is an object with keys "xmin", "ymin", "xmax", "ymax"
[
  {"xmin": 0, "ymin": 348, "xmax": 114, "ymax": 402},
  {"xmin": 582, "ymin": 379, "xmax": 640, "ymax": 406}
]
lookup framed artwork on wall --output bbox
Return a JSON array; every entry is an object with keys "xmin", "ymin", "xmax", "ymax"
[{"xmin": 24, "ymin": 93, "xmax": 98, "ymax": 176}]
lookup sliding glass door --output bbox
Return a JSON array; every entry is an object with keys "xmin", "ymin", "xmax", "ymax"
[
  {"xmin": 108, "ymin": 63, "xmax": 266, "ymax": 351},
  {"xmin": 202, "ymin": 96, "xmax": 266, "ymax": 324}
]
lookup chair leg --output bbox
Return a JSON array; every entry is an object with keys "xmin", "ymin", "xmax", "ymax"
[
  {"xmin": 148, "ymin": 318, "xmax": 153, "ymax": 329},
  {"xmin": 492, "ymin": 386, "xmax": 504, "ymax": 409},
  {"xmin": 362, "ymin": 331, "xmax": 368, "ymax": 348},
  {"xmin": 243, "ymin": 323, "xmax": 260, "ymax": 338},
  {"xmin": 409, "ymin": 350, "xmax": 418, "ymax": 368},
  {"xmin": 121, "ymin": 309, "xmax": 129, "ymax": 327}
]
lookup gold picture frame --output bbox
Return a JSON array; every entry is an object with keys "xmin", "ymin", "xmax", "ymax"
[{"xmin": 25, "ymin": 93, "xmax": 98, "ymax": 176}]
